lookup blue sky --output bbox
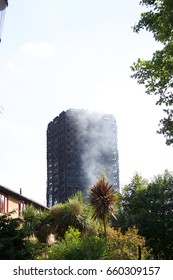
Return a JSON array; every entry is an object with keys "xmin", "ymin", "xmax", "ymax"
[{"xmin": 0, "ymin": 0, "xmax": 173, "ymax": 205}]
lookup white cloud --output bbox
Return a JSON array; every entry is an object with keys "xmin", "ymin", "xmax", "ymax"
[{"xmin": 21, "ymin": 41, "xmax": 56, "ymax": 57}]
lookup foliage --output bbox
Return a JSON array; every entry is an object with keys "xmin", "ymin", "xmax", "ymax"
[
  {"xmin": 89, "ymin": 177, "xmax": 119, "ymax": 237},
  {"xmin": 45, "ymin": 227, "xmax": 82, "ymax": 260},
  {"xmin": 131, "ymin": 0, "xmax": 173, "ymax": 145},
  {"xmin": 50, "ymin": 192, "xmax": 92, "ymax": 238},
  {"xmin": 42, "ymin": 225, "xmax": 150, "ymax": 260},
  {"xmin": 115, "ymin": 170, "xmax": 173, "ymax": 259},
  {"xmin": 105, "ymin": 227, "xmax": 151, "ymax": 260},
  {"xmin": 145, "ymin": 170, "xmax": 173, "ymax": 259},
  {"xmin": 46, "ymin": 226, "xmax": 105, "ymax": 260},
  {"xmin": 25, "ymin": 239, "xmax": 48, "ymax": 260},
  {"xmin": 0, "ymin": 214, "xmax": 32, "ymax": 259},
  {"xmin": 78, "ymin": 235, "xmax": 107, "ymax": 260},
  {"xmin": 23, "ymin": 205, "xmax": 52, "ymax": 243},
  {"xmin": 22, "ymin": 204, "xmax": 38, "ymax": 236},
  {"xmin": 115, "ymin": 173, "xmax": 148, "ymax": 229}
]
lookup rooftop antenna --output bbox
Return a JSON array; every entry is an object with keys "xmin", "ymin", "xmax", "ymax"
[{"xmin": 0, "ymin": 0, "xmax": 8, "ymax": 43}]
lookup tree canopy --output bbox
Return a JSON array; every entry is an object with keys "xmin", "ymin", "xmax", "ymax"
[
  {"xmin": 131, "ymin": 0, "xmax": 173, "ymax": 145},
  {"xmin": 115, "ymin": 171, "xmax": 173, "ymax": 259},
  {"xmin": 0, "ymin": 214, "xmax": 32, "ymax": 260}
]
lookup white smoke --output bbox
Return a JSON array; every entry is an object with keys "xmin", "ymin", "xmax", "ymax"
[{"xmin": 66, "ymin": 109, "xmax": 119, "ymax": 193}]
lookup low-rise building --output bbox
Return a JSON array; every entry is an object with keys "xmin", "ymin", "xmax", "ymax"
[{"xmin": 0, "ymin": 184, "xmax": 47, "ymax": 218}]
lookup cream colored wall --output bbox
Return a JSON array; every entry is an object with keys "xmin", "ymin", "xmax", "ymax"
[
  {"xmin": 0, "ymin": 192, "xmax": 46, "ymax": 218},
  {"xmin": 8, "ymin": 196, "xmax": 19, "ymax": 218}
]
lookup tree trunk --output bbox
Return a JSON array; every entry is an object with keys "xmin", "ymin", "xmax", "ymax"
[{"xmin": 103, "ymin": 219, "xmax": 107, "ymax": 239}]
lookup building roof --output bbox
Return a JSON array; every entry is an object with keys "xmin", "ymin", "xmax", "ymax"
[{"xmin": 0, "ymin": 184, "xmax": 48, "ymax": 211}]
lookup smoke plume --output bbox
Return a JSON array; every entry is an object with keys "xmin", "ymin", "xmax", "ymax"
[{"xmin": 66, "ymin": 109, "xmax": 119, "ymax": 194}]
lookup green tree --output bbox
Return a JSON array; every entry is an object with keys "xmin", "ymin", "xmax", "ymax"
[
  {"xmin": 116, "ymin": 173, "xmax": 148, "ymax": 230},
  {"xmin": 145, "ymin": 170, "xmax": 173, "ymax": 259},
  {"xmin": 131, "ymin": 0, "xmax": 173, "ymax": 145},
  {"xmin": 0, "ymin": 214, "xmax": 32, "ymax": 259},
  {"xmin": 89, "ymin": 177, "xmax": 118, "ymax": 238},
  {"xmin": 115, "ymin": 171, "xmax": 173, "ymax": 259}
]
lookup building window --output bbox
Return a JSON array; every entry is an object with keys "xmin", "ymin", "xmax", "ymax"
[
  {"xmin": 19, "ymin": 201, "xmax": 25, "ymax": 217},
  {"xmin": 0, "ymin": 193, "xmax": 8, "ymax": 214}
]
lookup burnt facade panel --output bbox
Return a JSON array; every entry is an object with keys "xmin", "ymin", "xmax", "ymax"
[{"xmin": 46, "ymin": 109, "xmax": 119, "ymax": 207}]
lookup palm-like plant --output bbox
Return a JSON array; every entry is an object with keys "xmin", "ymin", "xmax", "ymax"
[
  {"xmin": 23, "ymin": 205, "xmax": 52, "ymax": 243},
  {"xmin": 89, "ymin": 177, "xmax": 118, "ymax": 238},
  {"xmin": 50, "ymin": 192, "xmax": 91, "ymax": 238}
]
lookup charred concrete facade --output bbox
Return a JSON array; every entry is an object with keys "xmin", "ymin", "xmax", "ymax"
[{"xmin": 46, "ymin": 109, "xmax": 119, "ymax": 207}]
